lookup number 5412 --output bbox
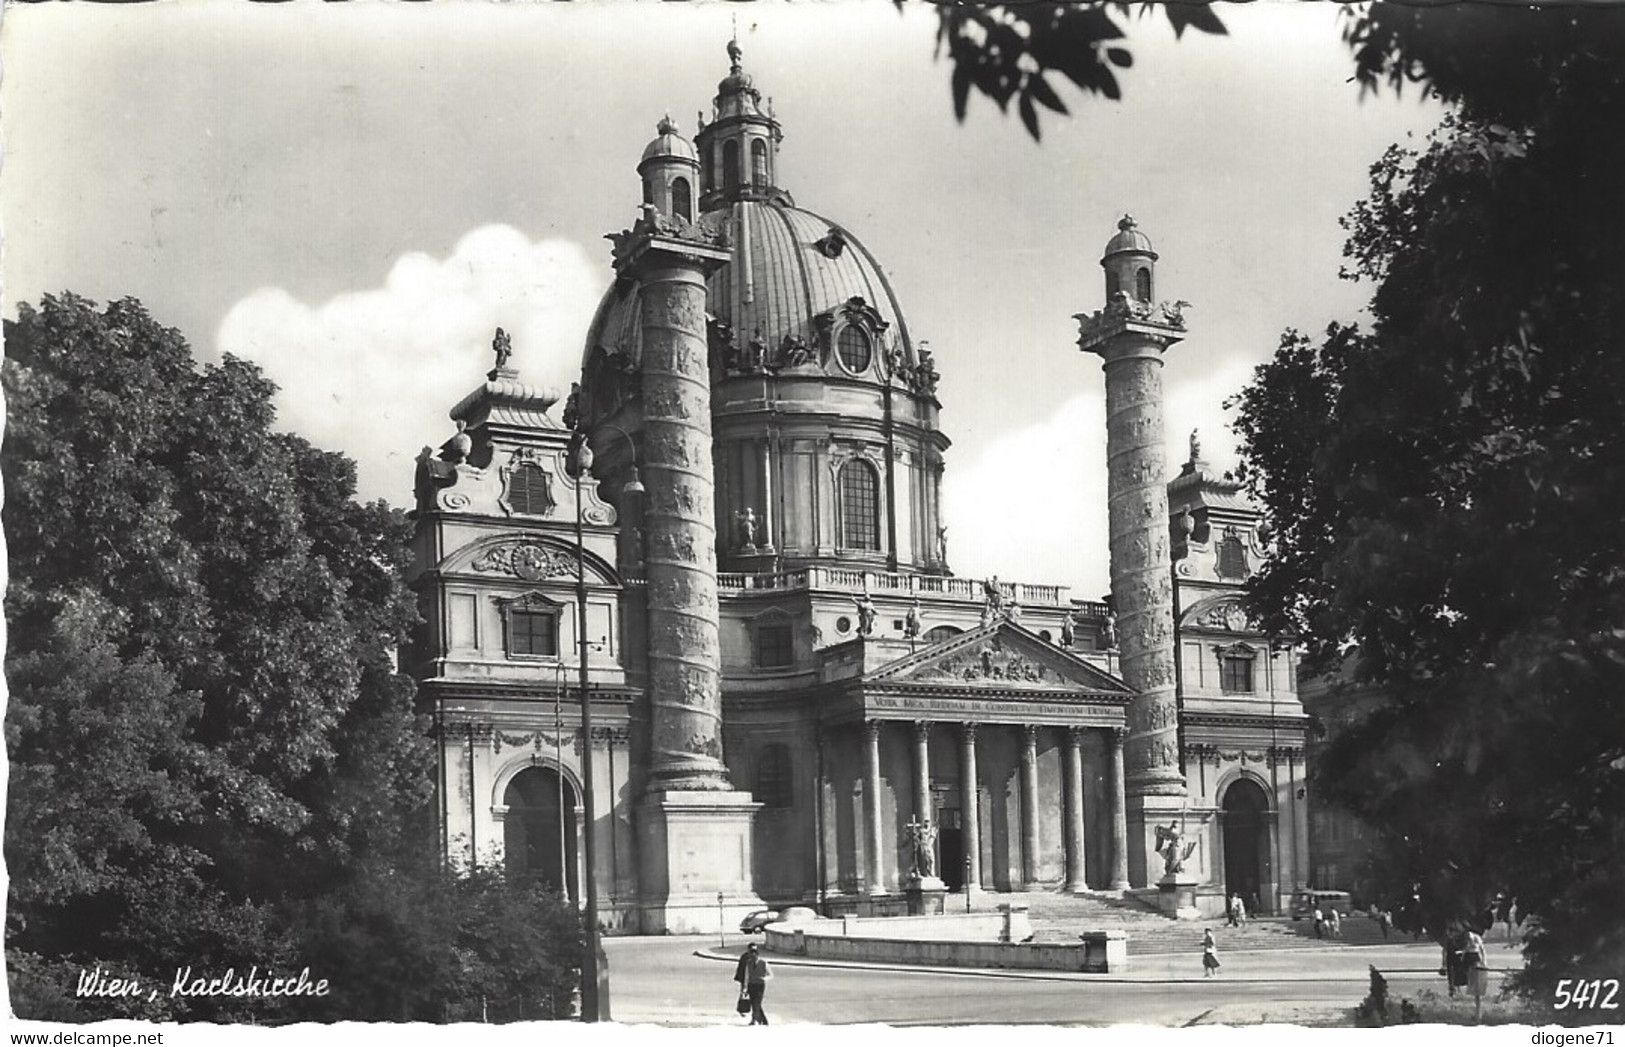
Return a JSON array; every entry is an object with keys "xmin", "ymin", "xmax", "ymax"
[{"xmin": 1554, "ymin": 979, "xmax": 1620, "ymax": 1010}]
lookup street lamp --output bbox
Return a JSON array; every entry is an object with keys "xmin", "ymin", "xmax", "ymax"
[{"xmin": 568, "ymin": 424, "xmax": 642, "ymax": 1023}]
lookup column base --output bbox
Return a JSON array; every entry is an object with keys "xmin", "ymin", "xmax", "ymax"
[{"xmin": 635, "ymin": 789, "xmax": 764, "ymax": 935}]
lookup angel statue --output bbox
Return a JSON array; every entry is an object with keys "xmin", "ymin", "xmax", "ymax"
[
  {"xmin": 1155, "ymin": 820, "xmax": 1198, "ymax": 878},
  {"xmin": 906, "ymin": 817, "xmax": 938, "ymax": 878}
]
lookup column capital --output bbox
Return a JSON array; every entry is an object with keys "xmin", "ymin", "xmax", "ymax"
[
  {"xmin": 1109, "ymin": 725, "xmax": 1128, "ymax": 748},
  {"xmin": 960, "ymin": 721, "xmax": 979, "ymax": 742},
  {"xmin": 1066, "ymin": 724, "xmax": 1086, "ymax": 746},
  {"xmin": 865, "ymin": 720, "xmax": 883, "ymax": 741},
  {"xmin": 1022, "ymin": 723, "xmax": 1040, "ymax": 745},
  {"xmin": 913, "ymin": 720, "xmax": 932, "ymax": 741}
]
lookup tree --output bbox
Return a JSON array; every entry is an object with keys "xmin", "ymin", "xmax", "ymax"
[
  {"xmin": 4, "ymin": 293, "xmax": 576, "ymax": 1020},
  {"xmin": 1228, "ymin": 12, "xmax": 1625, "ymax": 1004},
  {"xmin": 929, "ymin": 2, "xmax": 1227, "ymax": 140}
]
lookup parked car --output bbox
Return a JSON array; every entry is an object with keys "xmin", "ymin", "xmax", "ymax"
[
  {"xmin": 1290, "ymin": 889, "xmax": 1353, "ymax": 921},
  {"xmin": 739, "ymin": 909, "xmax": 782, "ymax": 934}
]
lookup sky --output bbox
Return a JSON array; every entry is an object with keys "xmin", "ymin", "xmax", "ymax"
[{"xmin": 0, "ymin": 1, "xmax": 1447, "ymax": 600}]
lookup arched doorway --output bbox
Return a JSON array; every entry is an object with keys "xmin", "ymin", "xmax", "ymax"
[
  {"xmin": 504, "ymin": 766, "xmax": 579, "ymax": 902},
  {"xmin": 1221, "ymin": 777, "xmax": 1271, "ymax": 915}
]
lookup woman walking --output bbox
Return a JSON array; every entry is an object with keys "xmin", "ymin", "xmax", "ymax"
[{"xmin": 1202, "ymin": 928, "xmax": 1221, "ymax": 977}]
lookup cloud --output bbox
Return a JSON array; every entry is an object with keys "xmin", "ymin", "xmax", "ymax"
[
  {"xmin": 216, "ymin": 225, "xmax": 603, "ymax": 505},
  {"xmin": 942, "ymin": 356, "xmax": 1254, "ymax": 600}
]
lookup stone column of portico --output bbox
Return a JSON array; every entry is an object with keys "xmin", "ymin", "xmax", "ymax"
[
  {"xmin": 1019, "ymin": 725, "xmax": 1040, "ymax": 888},
  {"xmin": 912, "ymin": 721, "xmax": 932, "ymax": 830},
  {"xmin": 1290, "ymin": 748, "xmax": 1310, "ymax": 891},
  {"xmin": 1065, "ymin": 726, "xmax": 1089, "ymax": 892},
  {"xmin": 1108, "ymin": 726, "xmax": 1131, "ymax": 891},
  {"xmin": 864, "ymin": 721, "xmax": 886, "ymax": 894},
  {"xmin": 1077, "ymin": 216, "xmax": 1190, "ymax": 888},
  {"xmin": 959, "ymin": 724, "xmax": 981, "ymax": 891}
]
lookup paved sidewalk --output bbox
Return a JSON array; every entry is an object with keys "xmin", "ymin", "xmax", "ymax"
[{"xmin": 693, "ymin": 938, "xmax": 1491, "ymax": 986}]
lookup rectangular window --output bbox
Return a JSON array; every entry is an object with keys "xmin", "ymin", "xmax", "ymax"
[
  {"xmin": 1220, "ymin": 654, "xmax": 1255, "ymax": 694},
  {"xmin": 755, "ymin": 623, "xmax": 793, "ymax": 669},
  {"xmin": 511, "ymin": 609, "xmax": 558, "ymax": 657}
]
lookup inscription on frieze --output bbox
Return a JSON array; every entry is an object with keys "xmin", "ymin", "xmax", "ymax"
[{"xmin": 867, "ymin": 694, "xmax": 1122, "ymax": 723}]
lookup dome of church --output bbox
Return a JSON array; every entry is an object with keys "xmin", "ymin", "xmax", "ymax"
[
  {"xmin": 639, "ymin": 116, "xmax": 696, "ymax": 165},
  {"xmin": 583, "ymin": 199, "xmax": 914, "ymax": 368},
  {"xmin": 1103, "ymin": 214, "xmax": 1156, "ymax": 259}
]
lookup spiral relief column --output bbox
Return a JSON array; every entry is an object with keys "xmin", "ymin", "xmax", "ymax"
[
  {"xmin": 1077, "ymin": 215, "xmax": 1192, "ymax": 892},
  {"xmin": 636, "ymin": 251, "xmax": 732, "ymax": 791},
  {"xmin": 612, "ymin": 214, "xmax": 764, "ymax": 932}
]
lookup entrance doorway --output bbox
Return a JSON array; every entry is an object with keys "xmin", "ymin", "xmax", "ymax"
[
  {"xmin": 1222, "ymin": 778, "xmax": 1270, "ymax": 915},
  {"xmin": 937, "ymin": 808, "xmax": 964, "ymax": 891},
  {"xmin": 503, "ymin": 766, "xmax": 579, "ymax": 902}
]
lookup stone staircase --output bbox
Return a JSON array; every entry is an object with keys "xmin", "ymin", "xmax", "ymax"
[{"xmin": 970, "ymin": 890, "xmax": 1398, "ymax": 956}]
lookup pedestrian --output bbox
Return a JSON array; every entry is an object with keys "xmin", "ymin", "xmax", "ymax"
[
  {"xmin": 1312, "ymin": 905, "xmax": 1324, "ymax": 939},
  {"xmin": 1249, "ymin": 891, "xmax": 1261, "ymax": 918},
  {"xmin": 1226, "ymin": 893, "xmax": 1239, "ymax": 928},
  {"xmin": 1378, "ymin": 909, "xmax": 1393, "ymax": 941},
  {"xmin": 1235, "ymin": 893, "xmax": 1247, "ymax": 925},
  {"xmin": 1329, "ymin": 908, "xmax": 1342, "ymax": 938},
  {"xmin": 1202, "ymin": 928, "xmax": 1221, "ymax": 977},
  {"xmin": 734, "ymin": 941, "xmax": 773, "ymax": 1025}
]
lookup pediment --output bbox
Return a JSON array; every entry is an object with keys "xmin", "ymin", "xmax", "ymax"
[
  {"xmin": 868, "ymin": 621, "xmax": 1133, "ymax": 695},
  {"xmin": 437, "ymin": 533, "xmax": 620, "ymax": 587},
  {"xmin": 1180, "ymin": 593, "xmax": 1256, "ymax": 634}
]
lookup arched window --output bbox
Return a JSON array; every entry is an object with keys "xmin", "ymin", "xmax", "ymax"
[
  {"xmin": 1135, "ymin": 266, "xmax": 1152, "ymax": 302},
  {"xmin": 1106, "ymin": 270, "xmax": 1121, "ymax": 299},
  {"xmin": 754, "ymin": 744, "xmax": 794, "ymax": 808},
  {"xmin": 701, "ymin": 146, "xmax": 713, "ymax": 192},
  {"xmin": 723, "ymin": 139, "xmax": 741, "ymax": 189},
  {"xmin": 836, "ymin": 325, "xmax": 872, "ymax": 374},
  {"xmin": 839, "ymin": 459, "xmax": 880, "ymax": 551},
  {"xmin": 751, "ymin": 138, "xmax": 768, "ymax": 186},
  {"xmin": 507, "ymin": 463, "xmax": 555, "ymax": 515},
  {"xmin": 672, "ymin": 177, "xmax": 692, "ymax": 222},
  {"xmin": 924, "ymin": 625, "xmax": 961, "ymax": 644}
]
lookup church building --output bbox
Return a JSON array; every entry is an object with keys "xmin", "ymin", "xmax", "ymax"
[{"xmin": 405, "ymin": 41, "xmax": 1311, "ymax": 934}]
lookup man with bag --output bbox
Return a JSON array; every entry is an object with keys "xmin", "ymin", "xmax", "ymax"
[{"xmin": 733, "ymin": 942, "xmax": 774, "ymax": 1025}]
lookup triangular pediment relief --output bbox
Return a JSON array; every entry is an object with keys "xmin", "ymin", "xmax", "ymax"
[{"xmin": 867, "ymin": 621, "xmax": 1133, "ymax": 695}]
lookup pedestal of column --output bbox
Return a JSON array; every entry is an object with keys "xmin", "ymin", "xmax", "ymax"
[{"xmin": 635, "ymin": 790, "xmax": 764, "ymax": 934}]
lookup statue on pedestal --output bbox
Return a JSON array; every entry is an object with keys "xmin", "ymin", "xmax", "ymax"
[
  {"xmin": 1155, "ymin": 820, "xmax": 1197, "ymax": 878},
  {"xmin": 906, "ymin": 817, "xmax": 938, "ymax": 879}
]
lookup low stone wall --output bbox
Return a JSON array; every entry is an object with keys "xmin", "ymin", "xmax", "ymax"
[{"xmin": 763, "ymin": 910, "xmax": 1127, "ymax": 974}]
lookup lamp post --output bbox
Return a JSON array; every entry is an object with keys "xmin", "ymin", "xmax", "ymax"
[{"xmin": 569, "ymin": 424, "xmax": 641, "ymax": 1023}]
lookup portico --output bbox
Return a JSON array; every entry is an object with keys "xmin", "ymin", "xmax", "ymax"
[{"xmin": 810, "ymin": 621, "xmax": 1136, "ymax": 899}]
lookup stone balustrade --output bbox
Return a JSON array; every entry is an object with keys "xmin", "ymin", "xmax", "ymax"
[{"xmin": 715, "ymin": 566, "xmax": 1100, "ymax": 616}]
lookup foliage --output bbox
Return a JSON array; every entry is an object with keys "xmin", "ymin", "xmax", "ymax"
[
  {"xmin": 928, "ymin": 2, "xmax": 1226, "ymax": 140},
  {"xmin": 3, "ymin": 293, "xmax": 581, "ymax": 1021},
  {"xmin": 284, "ymin": 864, "xmax": 584, "ymax": 1024},
  {"xmin": 1228, "ymin": 9, "xmax": 1625, "ymax": 1008}
]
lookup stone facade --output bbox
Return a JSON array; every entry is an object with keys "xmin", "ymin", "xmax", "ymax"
[{"xmin": 404, "ymin": 42, "xmax": 1311, "ymax": 932}]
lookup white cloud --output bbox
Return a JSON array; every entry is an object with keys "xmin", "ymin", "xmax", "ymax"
[
  {"xmin": 942, "ymin": 356, "xmax": 1255, "ymax": 600},
  {"xmin": 216, "ymin": 225, "xmax": 603, "ymax": 505}
]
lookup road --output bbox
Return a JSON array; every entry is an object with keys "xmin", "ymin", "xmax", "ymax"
[{"xmin": 602, "ymin": 934, "xmax": 1493, "ymax": 1026}]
